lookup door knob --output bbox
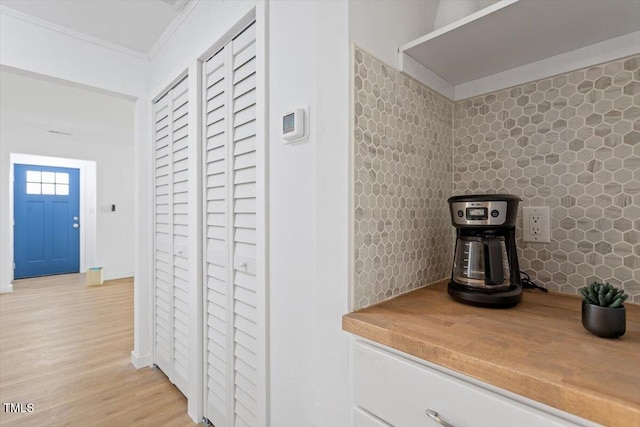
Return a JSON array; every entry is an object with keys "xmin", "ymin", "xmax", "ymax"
[
  {"xmin": 73, "ymin": 223, "xmax": 79, "ymax": 229},
  {"xmin": 73, "ymin": 216, "xmax": 79, "ymax": 221}
]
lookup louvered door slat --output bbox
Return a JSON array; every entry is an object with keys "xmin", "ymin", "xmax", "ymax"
[
  {"xmin": 174, "ymin": 111, "xmax": 188, "ymax": 130},
  {"xmin": 234, "ymin": 357, "xmax": 257, "ymax": 387},
  {"xmin": 232, "ymin": 75, "xmax": 256, "ymax": 100},
  {"xmin": 233, "ymin": 58, "xmax": 256, "ymax": 85},
  {"xmin": 234, "ymin": 394, "xmax": 257, "ymax": 427},
  {"xmin": 155, "ymin": 181, "xmax": 170, "ymax": 194},
  {"xmin": 234, "ymin": 228, "xmax": 256, "ymax": 245},
  {"xmin": 234, "ymin": 155, "xmax": 256, "ymax": 174},
  {"xmin": 232, "ymin": 91, "xmax": 256, "ymax": 115},
  {"xmin": 207, "ymin": 107, "xmax": 226, "ymax": 126},
  {"xmin": 232, "ymin": 22, "xmax": 256, "ymax": 54},
  {"xmin": 233, "ymin": 43, "xmax": 256, "ymax": 70}
]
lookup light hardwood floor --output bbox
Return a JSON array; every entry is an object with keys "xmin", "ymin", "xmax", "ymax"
[{"xmin": 0, "ymin": 274, "xmax": 195, "ymax": 426}]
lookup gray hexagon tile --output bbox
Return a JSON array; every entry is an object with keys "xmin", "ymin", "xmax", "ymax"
[
  {"xmin": 453, "ymin": 54, "xmax": 640, "ymax": 303},
  {"xmin": 353, "ymin": 47, "xmax": 639, "ymax": 309},
  {"xmin": 352, "ymin": 47, "xmax": 453, "ymax": 310}
]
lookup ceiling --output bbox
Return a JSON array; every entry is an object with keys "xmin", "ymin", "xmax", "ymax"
[
  {"xmin": 0, "ymin": 0, "xmax": 191, "ymax": 55},
  {"xmin": 0, "ymin": 69, "xmax": 135, "ymax": 145}
]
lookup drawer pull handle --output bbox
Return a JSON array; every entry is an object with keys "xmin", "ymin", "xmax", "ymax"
[{"xmin": 425, "ymin": 409, "xmax": 456, "ymax": 427}]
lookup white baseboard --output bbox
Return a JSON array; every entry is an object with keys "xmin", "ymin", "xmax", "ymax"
[
  {"xmin": 0, "ymin": 284, "xmax": 14, "ymax": 293},
  {"xmin": 104, "ymin": 271, "xmax": 134, "ymax": 281},
  {"xmin": 130, "ymin": 351, "xmax": 152, "ymax": 369}
]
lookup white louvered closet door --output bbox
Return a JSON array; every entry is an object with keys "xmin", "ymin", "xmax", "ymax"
[
  {"xmin": 203, "ymin": 21, "xmax": 265, "ymax": 427},
  {"xmin": 154, "ymin": 76, "xmax": 190, "ymax": 396}
]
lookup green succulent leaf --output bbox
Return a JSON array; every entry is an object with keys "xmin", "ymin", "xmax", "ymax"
[
  {"xmin": 604, "ymin": 290, "xmax": 614, "ymax": 305},
  {"xmin": 581, "ymin": 281, "xmax": 628, "ymax": 307},
  {"xmin": 609, "ymin": 297, "xmax": 623, "ymax": 308}
]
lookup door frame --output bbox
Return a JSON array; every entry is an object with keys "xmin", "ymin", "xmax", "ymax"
[{"xmin": 8, "ymin": 153, "xmax": 97, "ymax": 286}]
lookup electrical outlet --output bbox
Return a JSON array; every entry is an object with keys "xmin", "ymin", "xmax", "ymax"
[{"xmin": 522, "ymin": 206, "xmax": 550, "ymax": 243}]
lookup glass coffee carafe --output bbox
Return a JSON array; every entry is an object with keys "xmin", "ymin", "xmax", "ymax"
[{"xmin": 452, "ymin": 234, "xmax": 511, "ymax": 290}]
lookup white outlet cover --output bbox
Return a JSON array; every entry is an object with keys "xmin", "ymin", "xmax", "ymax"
[{"xmin": 522, "ymin": 206, "xmax": 551, "ymax": 243}]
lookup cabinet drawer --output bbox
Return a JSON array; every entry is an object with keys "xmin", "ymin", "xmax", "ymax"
[{"xmin": 353, "ymin": 341, "xmax": 585, "ymax": 427}]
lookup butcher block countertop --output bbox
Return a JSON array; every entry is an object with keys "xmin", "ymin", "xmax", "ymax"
[{"xmin": 343, "ymin": 279, "xmax": 640, "ymax": 427}]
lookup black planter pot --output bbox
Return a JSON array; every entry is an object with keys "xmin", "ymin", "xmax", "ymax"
[{"xmin": 582, "ymin": 300, "xmax": 626, "ymax": 338}]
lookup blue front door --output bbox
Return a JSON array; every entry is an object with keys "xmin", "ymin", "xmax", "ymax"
[{"xmin": 13, "ymin": 164, "xmax": 80, "ymax": 279}]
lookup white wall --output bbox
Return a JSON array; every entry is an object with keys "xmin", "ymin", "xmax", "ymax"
[
  {"xmin": 349, "ymin": 0, "xmax": 437, "ymax": 67},
  {"xmin": 267, "ymin": 2, "xmax": 318, "ymax": 424},
  {"xmin": 267, "ymin": 1, "xmax": 352, "ymax": 426},
  {"xmin": 312, "ymin": 2, "xmax": 351, "ymax": 425}
]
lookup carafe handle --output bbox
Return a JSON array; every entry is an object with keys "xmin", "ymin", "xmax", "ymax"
[{"xmin": 483, "ymin": 238, "xmax": 504, "ymax": 286}]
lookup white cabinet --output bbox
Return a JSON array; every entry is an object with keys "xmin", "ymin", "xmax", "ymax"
[{"xmin": 352, "ymin": 341, "xmax": 599, "ymax": 427}]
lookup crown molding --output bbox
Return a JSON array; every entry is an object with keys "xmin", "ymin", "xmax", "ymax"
[
  {"xmin": 147, "ymin": 0, "xmax": 200, "ymax": 60},
  {"xmin": 0, "ymin": 5, "xmax": 148, "ymax": 60}
]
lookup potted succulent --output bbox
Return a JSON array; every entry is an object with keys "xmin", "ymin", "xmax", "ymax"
[{"xmin": 579, "ymin": 281, "xmax": 628, "ymax": 338}]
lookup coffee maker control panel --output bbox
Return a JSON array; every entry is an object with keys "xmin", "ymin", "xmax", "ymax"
[{"xmin": 451, "ymin": 201, "xmax": 508, "ymax": 226}]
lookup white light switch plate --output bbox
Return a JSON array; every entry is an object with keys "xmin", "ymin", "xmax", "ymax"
[{"xmin": 522, "ymin": 206, "xmax": 550, "ymax": 243}]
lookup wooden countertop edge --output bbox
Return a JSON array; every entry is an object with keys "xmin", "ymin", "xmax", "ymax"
[{"xmin": 343, "ymin": 315, "xmax": 640, "ymax": 427}]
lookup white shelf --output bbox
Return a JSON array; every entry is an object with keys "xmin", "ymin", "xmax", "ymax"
[{"xmin": 399, "ymin": 0, "xmax": 640, "ymax": 100}]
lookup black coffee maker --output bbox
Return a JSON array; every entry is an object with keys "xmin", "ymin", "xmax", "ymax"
[{"xmin": 447, "ymin": 194, "xmax": 522, "ymax": 307}]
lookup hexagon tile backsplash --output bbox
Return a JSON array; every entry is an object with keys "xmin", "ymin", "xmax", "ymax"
[
  {"xmin": 352, "ymin": 48, "xmax": 453, "ymax": 309},
  {"xmin": 352, "ymin": 46, "xmax": 640, "ymax": 309},
  {"xmin": 453, "ymin": 55, "xmax": 640, "ymax": 302}
]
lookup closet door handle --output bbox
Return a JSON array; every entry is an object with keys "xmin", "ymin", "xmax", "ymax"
[{"xmin": 425, "ymin": 409, "xmax": 456, "ymax": 427}]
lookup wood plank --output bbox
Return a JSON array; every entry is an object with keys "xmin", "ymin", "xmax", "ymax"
[
  {"xmin": 0, "ymin": 274, "xmax": 194, "ymax": 426},
  {"xmin": 343, "ymin": 279, "xmax": 640, "ymax": 427}
]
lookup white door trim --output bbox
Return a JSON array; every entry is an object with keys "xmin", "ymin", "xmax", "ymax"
[
  {"xmin": 187, "ymin": 60, "xmax": 203, "ymax": 422},
  {"xmin": 7, "ymin": 153, "xmax": 97, "ymax": 290}
]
